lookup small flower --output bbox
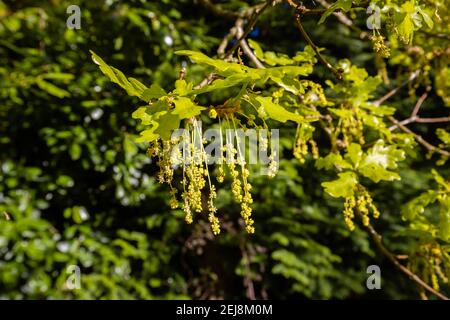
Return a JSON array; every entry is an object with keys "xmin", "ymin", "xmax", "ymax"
[{"xmin": 209, "ymin": 109, "xmax": 218, "ymax": 119}]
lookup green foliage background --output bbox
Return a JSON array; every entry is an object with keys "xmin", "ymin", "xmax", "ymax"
[{"xmin": 0, "ymin": 0, "xmax": 449, "ymax": 299}]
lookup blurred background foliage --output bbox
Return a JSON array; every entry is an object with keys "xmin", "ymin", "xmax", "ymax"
[{"xmin": 0, "ymin": 0, "xmax": 449, "ymax": 299}]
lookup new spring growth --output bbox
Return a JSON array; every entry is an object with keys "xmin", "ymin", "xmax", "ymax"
[
  {"xmin": 408, "ymin": 243, "xmax": 450, "ymax": 291},
  {"xmin": 343, "ymin": 185, "xmax": 380, "ymax": 231},
  {"xmin": 370, "ymin": 31, "xmax": 390, "ymax": 58},
  {"xmin": 294, "ymin": 123, "xmax": 319, "ymax": 164},
  {"xmin": 149, "ymin": 114, "xmax": 279, "ymax": 235}
]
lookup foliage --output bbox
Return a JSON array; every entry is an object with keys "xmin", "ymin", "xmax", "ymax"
[{"xmin": 0, "ymin": 0, "xmax": 449, "ymax": 300}]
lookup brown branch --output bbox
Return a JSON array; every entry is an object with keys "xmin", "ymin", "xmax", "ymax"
[
  {"xmin": 411, "ymin": 86, "xmax": 431, "ymax": 118},
  {"xmin": 294, "ymin": 13, "xmax": 343, "ymax": 80},
  {"xmin": 223, "ymin": 1, "xmax": 271, "ymax": 60},
  {"xmin": 388, "ymin": 85, "xmax": 450, "ymax": 131},
  {"xmin": 416, "ymin": 117, "xmax": 450, "ymax": 123},
  {"xmin": 315, "ymin": 0, "xmax": 369, "ymax": 39},
  {"xmin": 234, "ymin": 18, "xmax": 265, "ymax": 69},
  {"xmin": 373, "ymin": 70, "xmax": 421, "ymax": 106},
  {"xmin": 388, "ymin": 115, "xmax": 450, "ymax": 157},
  {"xmin": 194, "ymin": 73, "xmax": 220, "ymax": 90},
  {"xmin": 193, "ymin": 1, "xmax": 270, "ymax": 90},
  {"xmin": 217, "ymin": 27, "xmax": 237, "ymax": 58},
  {"xmin": 362, "ymin": 218, "xmax": 450, "ymax": 300}
]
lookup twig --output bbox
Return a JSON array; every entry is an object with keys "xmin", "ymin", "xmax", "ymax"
[
  {"xmin": 411, "ymin": 86, "xmax": 431, "ymax": 118},
  {"xmin": 373, "ymin": 70, "xmax": 421, "ymax": 106},
  {"xmin": 194, "ymin": 0, "xmax": 269, "ymax": 89},
  {"xmin": 194, "ymin": 73, "xmax": 220, "ymax": 90},
  {"xmin": 223, "ymin": 1, "xmax": 271, "ymax": 59},
  {"xmin": 294, "ymin": 13, "xmax": 343, "ymax": 80},
  {"xmin": 362, "ymin": 218, "xmax": 450, "ymax": 300},
  {"xmin": 416, "ymin": 117, "xmax": 450, "ymax": 123},
  {"xmin": 315, "ymin": 0, "xmax": 369, "ymax": 39},
  {"xmin": 217, "ymin": 27, "xmax": 237, "ymax": 58},
  {"xmin": 388, "ymin": 115, "xmax": 450, "ymax": 157},
  {"xmin": 234, "ymin": 18, "xmax": 265, "ymax": 69}
]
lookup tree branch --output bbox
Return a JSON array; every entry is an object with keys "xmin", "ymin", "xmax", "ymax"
[
  {"xmin": 315, "ymin": 0, "xmax": 369, "ymax": 39},
  {"xmin": 234, "ymin": 18, "xmax": 265, "ymax": 69},
  {"xmin": 411, "ymin": 86, "xmax": 431, "ymax": 118},
  {"xmin": 416, "ymin": 117, "xmax": 450, "ymax": 123},
  {"xmin": 294, "ymin": 13, "xmax": 343, "ymax": 80},
  {"xmin": 362, "ymin": 218, "xmax": 450, "ymax": 300},
  {"xmin": 223, "ymin": 1, "xmax": 271, "ymax": 60},
  {"xmin": 373, "ymin": 70, "xmax": 421, "ymax": 106},
  {"xmin": 388, "ymin": 115, "xmax": 450, "ymax": 157}
]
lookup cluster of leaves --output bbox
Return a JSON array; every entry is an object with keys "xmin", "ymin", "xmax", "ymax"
[{"xmin": 1, "ymin": 0, "xmax": 449, "ymax": 299}]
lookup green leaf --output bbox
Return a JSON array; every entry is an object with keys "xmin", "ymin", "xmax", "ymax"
[
  {"xmin": 56, "ymin": 175, "xmax": 74, "ymax": 188},
  {"xmin": 136, "ymin": 128, "xmax": 159, "ymax": 143},
  {"xmin": 252, "ymin": 96, "xmax": 304, "ymax": 124},
  {"xmin": 358, "ymin": 140, "xmax": 405, "ymax": 183},
  {"xmin": 394, "ymin": 1, "xmax": 418, "ymax": 43},
  {"xmin": 316, "ymin": 153, "xmax": 352, "ymax": 170},
  {"xmin": 417, "ymin": 7, "xmax": 433, "ymax": 29},
  {"xmin": 69, "ymin": 144, "xmax": 82, "ymax": 161},
  {"xmin": 191, "ymin": 74, "xmax": 250, "ymax": 95},
  {"xmin": 175, "ymin": 50, "xmax": 246, "ymax": 75},
  {"xmin": 41, "ymin": 73, "xmax": 74, "ymax": 81},
  {"xmin": 263, "ymin": 51, "xmax": 293, "ymax": 66},
  {"xmin": 345, "ymin": 143, "xmax": 363, "ymax": 167},
  {"xmin": 436, "ymin": 129, "xmax": 450, "ymax": 145},
  {"xmin": 132, "ymin": 107, "xmax": 153, "ymax": 125},
  {"xmin": 90, "ymin": 50, "xmax": 147, "ymax": 98},
  {"xmin": 141, "ymin": 84, "xmax": 167, "ymax": 102},
  {"xmin": 172, "ymin": 97, "xmax": 205, "ymax": 119},
  {"xmin": 154, "ymin": 112, "xmax": 180, "ymax": 140},
  {"xmin": 247, "ymin": 39, "xmax": 264, "ymax": 60},
  {"xmin": 439, "ymin": 196, "xmax": 450, "ymax": 241},
  {"xmin": 322, "ymin": 171, "xmax": 358, "ymax": 198},
  {"xmin": 318, "ymin": 0, "xmax": 352, "ymax": 24},
  {"xmin": 401, "ymin": 190, "xmax": 437, "ymax": 221},
  {"xmin": 36, "ymin": 78, "xmax": 70, "ymax": 98},
  {"xmin": 129, "ymin": 78, "xmax": 149, "ymax": 95},
  {"xmin": 173, "ymin": 79, "xmax": 193, "ymax": 96}
]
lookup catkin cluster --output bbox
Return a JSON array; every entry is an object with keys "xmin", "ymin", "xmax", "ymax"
[
  {"xmin": 343, "ymin": 186, "xmax": 380, "ymax": 231},
  {"xmin": 370, "ymin": 34, "xmax": 391, "ymax": 58},
  {"xmin": 150, "ymin": 116, "xmax": 266, "ymax": 235},
  {"xmin": 409, "ymin": 244, "xmax": 450, "ymax": 291}
]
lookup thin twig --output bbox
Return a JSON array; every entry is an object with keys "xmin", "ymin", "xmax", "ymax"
[
  {"xmin": 223, "ymin": 1, "xmax": 271, "ymax": 59},
  {"xmin": 362, "ymin": 218, "xmax": 450, "ymax": 300},
  {"xmin": 373, "ymin": 70, "xmax": 421, "ymax": 106},
  {"xmin": 294, "ymin": 13, "xmax": 343, "ymax": 80},
  {"xmin": 411, "ymin": 86, "xmax": 431, "ymax": 118},
  {"xmin": 194, "ymin": 73, "xmax": 219, "ymax": 90},
  {"xmin": 388, "ymin": 116, "xmax": 450, "ymax": 157},
  {"xmin": 315, "ymin": 0, "xmax": 369, "ymax": 39},
  {"xmin": 234, "ymin": 18, "xmax": 265, "ymax": 69},
  {"xmin": 217, "ymin": 27, "xmax": 237, "ymax": 58},
  {"xmin": 416, "ymin": 117, "xmax": 450, "ymax": 123}
]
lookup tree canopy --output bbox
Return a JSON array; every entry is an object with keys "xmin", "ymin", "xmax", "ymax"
[{"xmin": 0, "ymin": 0, "xmax": 449, "ymax": 300}]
